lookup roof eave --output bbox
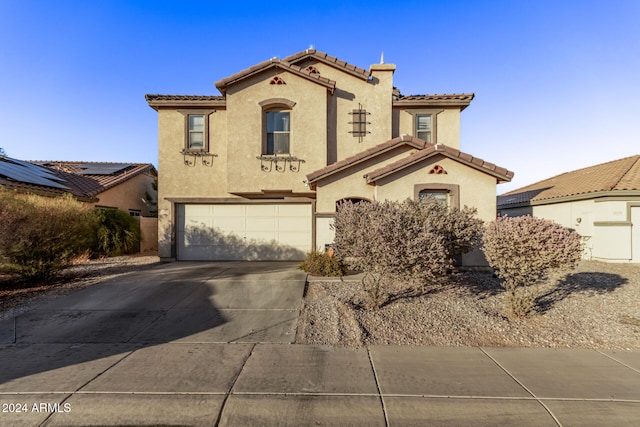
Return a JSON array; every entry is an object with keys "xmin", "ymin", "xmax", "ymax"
[
  {"xmin": 306, "ymin": 136, "xmax": 427, "ymax": 184},
  {"xmin": 366, "ymin": 148, "xmax": 513, "ymax": 184},
  {"xmin": 215, "ymin": 61, "xmax": 336, "ymax": 95},
  {"xmin": 393, "ymin": 98, "xmax": 473, "ymax": 111},
  {"xmin": 145, "ymin": 97, "xmax": 227, "ymax": 110},
  {"xmin": 283, "ymin": 49, "xmax": 371, "ymax": 81},
  {"xmin": 529, "ymin": 189, "xmax": 640, "ymax": 206}
]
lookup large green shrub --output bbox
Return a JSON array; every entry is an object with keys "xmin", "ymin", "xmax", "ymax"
[
  {"xmin": 482, "ymin": 215, "xmax": 583, "ymax": 318},
  {"xmin": 332, "ymin": 199, "xmax": 482, "ymax": 308},
  {"xmin": 0, "ymin": 189, "xmax": 95, "ymax": 280},
  {"xmin": 91, "ymin": 208, "xmax": 141, "ymax": 257}
]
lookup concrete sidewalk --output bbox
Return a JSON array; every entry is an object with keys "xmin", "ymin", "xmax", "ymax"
[{"xmin": 1, "ymin": 262, "xmax": 639, "ymax": 426}]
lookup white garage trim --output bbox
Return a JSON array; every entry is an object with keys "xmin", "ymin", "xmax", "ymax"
[{"xmin": 176, "ymin": 202, "xmax": 312, "ymax": 261}]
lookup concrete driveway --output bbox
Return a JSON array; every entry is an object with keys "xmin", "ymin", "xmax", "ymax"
[
  {"xmin": 2, "ymin": 261, "xmax": 306, "ymax": 348},
  {"xmin": 2, "ymin": 262, "xmax": 640, "ymax": 426}
]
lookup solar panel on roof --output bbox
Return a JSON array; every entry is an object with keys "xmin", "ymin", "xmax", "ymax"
[
  {"xmin": 8, "ymin": 158, "xmax": 62, "ymax": 179},
  {"xmin": 77, "ymin": 163, "xmax": 132, "ymax": 175},
  {"xmin": 0, "ymin": 160, "xmax": 69, "ymax": 189}
]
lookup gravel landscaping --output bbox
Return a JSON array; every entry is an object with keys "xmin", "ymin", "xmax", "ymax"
[
  {"xmin": 2, "ymin": 256, "xmax": 638, "ymax": 351},
  {"xmin": 296, "ymin": 261, "xmax": 640, "ymax": 351}
]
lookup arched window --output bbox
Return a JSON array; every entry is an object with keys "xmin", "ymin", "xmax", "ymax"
[
  {"xmin": 265, "ymin": 110, "xmax": 290, "ymax": 154},
  {"xmin": 259, "ymin": 98, "xmax": 295, "ymax": 155}
]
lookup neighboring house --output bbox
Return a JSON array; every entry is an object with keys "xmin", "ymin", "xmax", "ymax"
[
  {"xmin": 146, "ymin": 48, "xmax": 513, "ymax": 264},
  {"xmin": 0, "ymin": 156, "xmax": 158, "ymax": 252},
  {"xmin": 34, "ymin": 161, "xmax": 158, "ymax": 217},
  {"xmin": 498, "ymin": 155, "xmax": 640, "ymax": 263}
]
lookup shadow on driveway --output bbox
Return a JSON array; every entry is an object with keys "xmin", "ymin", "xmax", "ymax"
[{"xmin": 0, "ymin": 261, "xmax": 305, "ymax": 386}]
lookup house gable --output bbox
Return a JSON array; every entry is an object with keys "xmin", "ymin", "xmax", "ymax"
[
  {"xmin": 215, "ymin": 57, "xmax": 336, "ymax": 96},
  {"xmin": 365, "ymin": 143, "xmax": 513, "ymax": 184}
]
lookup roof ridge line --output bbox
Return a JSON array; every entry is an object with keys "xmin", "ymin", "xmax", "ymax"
[{"xmin": 608, "ymin": 155, "xmax": 640, "ymax": 190}]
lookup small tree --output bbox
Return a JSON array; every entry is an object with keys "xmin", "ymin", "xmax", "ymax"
[{"xmin": 482, "ymin": 215, "xmax": 583, "ymax": 318}]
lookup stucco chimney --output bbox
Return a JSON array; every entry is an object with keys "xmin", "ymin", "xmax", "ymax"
[{"xmin": 369, "ymin": 62, "xmax": 396, "ymax": 140}]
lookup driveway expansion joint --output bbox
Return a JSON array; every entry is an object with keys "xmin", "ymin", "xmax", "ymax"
[
  {"xmin": 366, "ymin": 346, "xmax": 390, "ymax": 427},
  {"xmin": 479, "ymin": 347, "xmax": 563, "ymax": 427},
  {"xmin": 597, "ymin": 350, "xmax": 640, "ymax": 374}
]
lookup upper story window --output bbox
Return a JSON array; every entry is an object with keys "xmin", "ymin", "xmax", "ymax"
[
  {"xmin": 266, "ymin": 110, "xmax": 290, "ymax": 154},
  {"xmin": 416, "ymin": 114, "xmax": 432, "ymax": 143},
  {"xmin": 188, "ymin": 114, "xmax": 205, "ymax": 149},
  {"xmin": 179, "ymin": 109, "xmax": 215, "ymax": 153},
  {"xmin": 408, "ymin": 109, "xmax": 442, "ymax": 143}
]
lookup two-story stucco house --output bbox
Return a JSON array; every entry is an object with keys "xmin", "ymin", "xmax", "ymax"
[{"xmin": 146, "ymin": 49, "xmax": 513, "ymax": 264}]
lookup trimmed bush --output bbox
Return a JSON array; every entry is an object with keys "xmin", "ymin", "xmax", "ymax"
[
  {"xmin": 299, "ymin": 250, "xmax": 346, "ymax": 277},
  {"xmin": 91, "ymin": 208, "xmax": 141, "ymax": 257},
  {"xmin": 482, "ymin": 215, "xmax": 583, "ymax": 318},
  {"xmin": 332, "ymin": 199, "xmax": 482, "ymax": 308},
  {"xmin": 0, "ymin": 189, "xmax": 95, "ymax": 280},
  {"xmin": 409, "ymin": 198, "xmax": 484, "ymax": 262}
]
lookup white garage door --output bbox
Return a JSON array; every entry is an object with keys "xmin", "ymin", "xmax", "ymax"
[{"xmin": 177, "ymin": 203, "xmax": 312, "ymax": 261}]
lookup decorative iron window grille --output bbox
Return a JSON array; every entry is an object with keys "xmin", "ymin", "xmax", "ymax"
[
  {"xmin": 256, "ymin": 154, "xmax": 305, "ymax": 172},
  {"xmin": 349, "ymin": 103, "xmax": 370, "ymax": 143},
  {"xmin": 181, "ymin": 149, "xmax": 217, "ymax": 167}
]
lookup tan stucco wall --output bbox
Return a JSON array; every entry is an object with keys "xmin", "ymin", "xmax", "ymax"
[
  {"xmin": 225, "ymin": 70, "xmax": 327, "ymax": 194},
  {"xmin": 301, "ymin": 62, "xmax": 395, "ymax": 163},
  {"xmin": 396, "ymin": 108, "xmax": 461, "ymax": 149},
  {"xmin": 313, "ymin": 155, "xmax": 500, "ymax": 266},
  {"xmin": 314, "ymin": 146, "xmax": 418, "ymax": 213},
  {"xmin": 156, "ymin": 107, "xmax": 228, "ymax": 258},
  {"xmin": 94, "ymin": 172, "xmax": 157, "ymax": 216},
  {"xmin": 140, "ymin": 217, "xmax": 158, "ymax": 253}
]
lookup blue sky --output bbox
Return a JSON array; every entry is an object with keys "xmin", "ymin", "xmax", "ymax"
[{"xmin": 0, "ymin": 0, "xmax": 638, "ymax": 193}]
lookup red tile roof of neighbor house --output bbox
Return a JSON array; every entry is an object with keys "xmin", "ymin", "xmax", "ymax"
[
  {"xmin": 498, "ymin": 155, "xmax": 640, "ymax": 207},
  {"xmin": 0, "ymin": 159, "xmax": 156, "ymax": 202},
  {"xmin": 306, "ymin": 136, "xmax": 513, "ymax": 185},
  {"xmin": 35, "ymin": 162, "xmax": 156, "ymax": 198}
]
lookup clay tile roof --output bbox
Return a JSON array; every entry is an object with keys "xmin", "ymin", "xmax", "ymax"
[
  {"xmin": 145, "ymin": 94, "xmax": 226, "ymax": 109},
  {"xmin": 498, "ymin": 155, "xmax": 640, "ymax": 207},
  {"xmin": 364, "ymin": 144, "xmax": 513, "ymax": 184},
  {"xmin": 214, "ymin": 57, "xmax": 336, "ymax": 95},
  {"xmin": 306, "ymin": 135, "xmax": 429, "ymax": 183},
  {"xmin": 145, "ymin": 94, "xmax": 225, "ymax": 102},
  {"xmin": 393, "ymin": 93, "xmax": 475, "ymax": 110},
  {"xmin": 32, "ymin": 161, "xmax": 157, "ymax": 198},
  {"xmin": 282, "ymin": 48, "xmax": 371, "ymax": 80}
]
